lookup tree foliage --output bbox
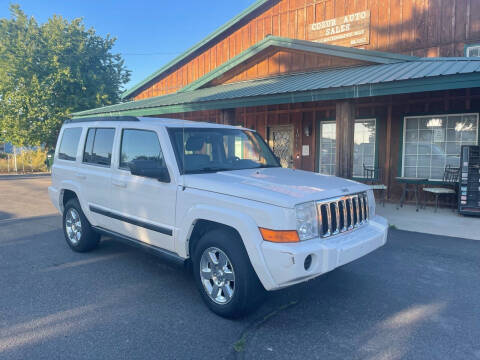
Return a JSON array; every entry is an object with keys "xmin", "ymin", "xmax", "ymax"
[{"xmin": 0, "ymin": 5, "xmax": 130, "ymax": 147}]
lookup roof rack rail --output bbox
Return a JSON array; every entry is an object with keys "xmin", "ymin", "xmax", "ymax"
[{"xmin": 65, "ymin": 116, "xmax": 140, "ymax": 123}]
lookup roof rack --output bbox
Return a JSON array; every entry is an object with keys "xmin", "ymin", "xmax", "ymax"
[{"xmin": 65, "ymin": 116, "xmax": 140, "ymax": 123}]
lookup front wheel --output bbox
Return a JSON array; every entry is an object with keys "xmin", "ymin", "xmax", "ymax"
[{"xmin": 192, "ymin": 228, "xmax": 265, "ymax": 318}]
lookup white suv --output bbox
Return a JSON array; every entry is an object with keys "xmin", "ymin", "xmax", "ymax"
[{"xmin": 49, "ymin": 116, "xmax": 388, "ymax": 318}]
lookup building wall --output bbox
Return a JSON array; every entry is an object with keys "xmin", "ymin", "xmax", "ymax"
[
  {"xmin": 166, "ymin": 87, "xmax": 480, "ymax": 201},
  {"xmin": 132, "ymin": 0, "xmax": 480, "ymax": 100}
]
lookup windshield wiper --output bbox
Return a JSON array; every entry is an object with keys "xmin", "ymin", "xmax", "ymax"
[
  {"xmin": 256, "ymin": 164, "xmax": 281, "ymax": 168},
  {"xmin": 185, "ymin": 167, "xmax": 233, "ymax": 174}
]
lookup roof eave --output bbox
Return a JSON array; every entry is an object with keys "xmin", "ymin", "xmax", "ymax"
[{"xmin": 72, "ymin": 72, "xmax": 480, "ymax": 119}]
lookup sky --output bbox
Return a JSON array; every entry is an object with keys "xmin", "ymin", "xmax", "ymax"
[{"xmin": 0, "ymin": 0, "xmax": 256, "ymax": 90}]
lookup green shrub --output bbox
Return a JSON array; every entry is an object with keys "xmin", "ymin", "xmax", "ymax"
[{"xmin": 0, "ymin": 149, "xmax": 48, "ymax": 173}]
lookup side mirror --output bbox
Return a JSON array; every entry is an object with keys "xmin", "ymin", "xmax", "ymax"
[{"xmin": 129, "ymin": 159, "xmax": 171, "ymax": 183}]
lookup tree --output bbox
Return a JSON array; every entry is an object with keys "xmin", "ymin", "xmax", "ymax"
[{"xmin": 0, "ymin": 5, "xmax": 130, "ymax": 148}]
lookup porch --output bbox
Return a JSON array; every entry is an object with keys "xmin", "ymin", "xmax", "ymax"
[{"xmin": 376, "ymin": 202, "xmax": 480, "ymax": 241}]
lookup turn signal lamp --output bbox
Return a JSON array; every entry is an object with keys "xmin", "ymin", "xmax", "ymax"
[{"xmin": 259, "ymin": 228, "xmax": 300, "ymax": 243}]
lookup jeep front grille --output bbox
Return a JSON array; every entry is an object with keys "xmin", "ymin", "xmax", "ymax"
[{"xmin": 316, "ymin": 192, "xmax": 369, "ymax": 238}]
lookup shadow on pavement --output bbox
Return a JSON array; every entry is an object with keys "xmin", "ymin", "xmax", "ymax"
[{"xmin": 1, "ymin": 218, "xmax": 479, "ymax": 360}]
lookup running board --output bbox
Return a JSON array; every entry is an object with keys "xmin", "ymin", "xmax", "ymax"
[{"xmin": 93, "ymin": 226, "xmax": 185, "ymax": 266}]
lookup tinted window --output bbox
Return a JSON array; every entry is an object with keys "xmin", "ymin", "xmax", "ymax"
[
  {"xmin": 83, "ymin": 128, "xmax": 115, "ymax": 166},
  {"xmin": 58, "ymin": 127, "xmax": 82, "ymax": 161},
  {"xmin": 120, "ymin": 129, "xmax": 165, "ymax": 169}
]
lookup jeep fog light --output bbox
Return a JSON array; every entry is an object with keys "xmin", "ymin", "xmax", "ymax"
[{"xmin": 295, "ymin": 202, "xmax": 319, "ymax": 241}]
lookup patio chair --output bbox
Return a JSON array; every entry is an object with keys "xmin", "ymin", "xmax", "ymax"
[
  {"xmin": 363, "ymin": 164, "xmax": 387, "ymax": 206},
  {"xmin": 422, "ymin": 165, "xmax": 460, "ymax": 212}
]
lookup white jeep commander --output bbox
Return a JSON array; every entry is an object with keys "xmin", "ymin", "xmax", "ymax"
[{"xmin": 49, "ymin": 116, "xmax": 388, "ymax": 318}]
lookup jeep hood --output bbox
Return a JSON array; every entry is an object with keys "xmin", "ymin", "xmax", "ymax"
[{"xmin": 183, "ymin": 168, "xmax": 369, "ymax": 208}]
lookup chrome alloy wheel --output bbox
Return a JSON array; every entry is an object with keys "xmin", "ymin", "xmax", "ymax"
[
  {"xmin": 65, "ymin": 208, "xmax": 82, "ymax": 245},
  {"xmin": 200, "ymin": 247, "xmax": 235, "ymax": 305}
]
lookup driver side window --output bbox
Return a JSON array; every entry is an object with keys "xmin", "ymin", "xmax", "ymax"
[{"xmin": 119, "ymin": 129, "xmax": 165, "ymax": 170}]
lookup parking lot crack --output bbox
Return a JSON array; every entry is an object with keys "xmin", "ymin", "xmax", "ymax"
[{"xmin": 232, "ymin": 300, "xmax": 299, "ymax": 359}]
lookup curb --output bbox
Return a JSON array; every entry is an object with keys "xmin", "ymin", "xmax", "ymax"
[{"xmin": 0, "ymin": 173, "xmax": 51, "ymax": 180}]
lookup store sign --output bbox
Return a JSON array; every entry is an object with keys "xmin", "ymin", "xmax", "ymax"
[{"xmin": 307, "ymin": 10, "xmax": 370, "ymax": 47}]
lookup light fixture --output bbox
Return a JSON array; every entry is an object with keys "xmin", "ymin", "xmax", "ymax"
[
  {"xmin": 426, "ymin": 118, "xmax": 443, "ymax": 128},
  {"xmin": 304, "ymin": 124, "xmax": 312, "ymax": 137}
]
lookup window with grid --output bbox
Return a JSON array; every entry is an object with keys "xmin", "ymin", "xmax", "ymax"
[
  {"xmin": 318, "ymin": 119, "xmax": 376, "ymax": 176},
  {"xmin": 402, "ymin": 113, "xmax": 479, "ymax": 180},
  {"xmin": 318, "ymin": 121, "xmax": 336, "ymax": 175}
]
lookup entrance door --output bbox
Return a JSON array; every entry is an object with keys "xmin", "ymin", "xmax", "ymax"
[{"xmin": 268, "ymin": 125, "xmax": 294, "ymax": 168}]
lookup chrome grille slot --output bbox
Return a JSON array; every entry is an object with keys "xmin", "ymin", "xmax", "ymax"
[{"xmin": 317, "ymin": 192, "xmax": 369, "ymax": 238}]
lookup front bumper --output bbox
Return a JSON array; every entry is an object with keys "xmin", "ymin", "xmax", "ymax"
[{"xmin": 260, "ymin": 215, "xmax": 388, "ymax": 290}]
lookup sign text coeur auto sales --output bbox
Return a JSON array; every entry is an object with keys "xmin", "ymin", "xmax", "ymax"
[{"xmin": 307, "ymin": 10, "xmax": 371, "ymax": 47}]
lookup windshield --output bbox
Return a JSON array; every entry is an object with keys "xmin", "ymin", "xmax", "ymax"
[{"xmin": 168, "ymin": 127, "xmax": 281, "ymax": 174}]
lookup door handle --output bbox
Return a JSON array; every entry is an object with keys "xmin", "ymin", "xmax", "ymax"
[
  {"xmin": 112, "ymin": 179, "xmax": 127, "ymax": 188},
  {"xmin": 75, "ymin": 173, "xmax": 86, "ymax": 180}
]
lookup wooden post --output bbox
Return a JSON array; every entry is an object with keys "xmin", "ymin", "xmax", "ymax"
[
  {"xmin": 385, "ymin": 103, "xmax": 393, "ymax": 199},
  {"xmin": 335, "ymin": 100, "xmax": 354, "ymax": 179}
]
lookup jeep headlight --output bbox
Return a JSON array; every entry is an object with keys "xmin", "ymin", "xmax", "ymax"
[{"xmin": 295, "ymin": 201, "xmax": 319, "ymax": 241}]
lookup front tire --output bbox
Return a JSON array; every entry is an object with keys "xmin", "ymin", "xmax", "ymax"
[
  {"xmin": 192, "ymin": 228, "xmax": 265, "ymax": 318},
  {"xmin": 63, "ymin": 198, "xmax": 100, "ymax": 252}
]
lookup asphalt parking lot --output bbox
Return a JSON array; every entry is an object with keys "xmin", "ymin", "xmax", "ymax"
[{"xmin": 1, "ymin": 177, "xmax": 479, "ymax": 360}]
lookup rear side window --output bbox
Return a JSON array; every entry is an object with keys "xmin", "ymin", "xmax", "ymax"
[
  {"xmin": 83, "ymin": 128, "xmax": 115, "ymax": 166},
  {"xmin": 120, "ymin": 129, "xmax": 165, "ymax": 169},
  {"xmin": 58, "ymin": 127, "xmax": 82, "ymax": 161}
]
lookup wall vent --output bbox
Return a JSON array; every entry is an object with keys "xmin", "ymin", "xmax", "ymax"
[{"xmin": 466, "ymin": 45, "xmax": 480, "ymax": 57}]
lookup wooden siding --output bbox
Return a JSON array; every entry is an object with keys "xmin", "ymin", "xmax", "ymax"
[
  {"xmin": 166, "ymin": 88, "xmax": 480, "ymax": 201},
  {"xmin": 208, "ymin": 47, "xmax": 372, "ymax": 86},
  {"xmin": 133, "ymin": 0, "xmax": 480, "ymax": 100}
]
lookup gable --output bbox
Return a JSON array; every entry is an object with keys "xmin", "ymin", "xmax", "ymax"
[
  {"xmin": 179, "ymin": 36, "xmax": 413, "ymax": 92},
  {"xmin": 206, "ymin": 47, "xmax": 374, "ymax": 87}
]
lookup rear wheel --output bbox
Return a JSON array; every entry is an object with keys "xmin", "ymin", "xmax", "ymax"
[
  {"xmin": 192, "ymin": 228, "xmax": 265, "ymax": 318},
  {"xmin": 63, "ymin": 198, "xmax": 100, "ymax": 252}
]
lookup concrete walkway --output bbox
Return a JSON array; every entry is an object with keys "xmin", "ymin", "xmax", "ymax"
[{"xmin": 376, "ymin": 202, "xmax": 480, "ymax": 241}]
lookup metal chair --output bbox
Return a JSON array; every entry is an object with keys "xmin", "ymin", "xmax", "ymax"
[
  {"xmin": 422, "ymin": 165, "xmax": 460, "ymax": 212},
  {"xmin": 363, "ymin": 164, "xmax": 387, "ymax": 206}
]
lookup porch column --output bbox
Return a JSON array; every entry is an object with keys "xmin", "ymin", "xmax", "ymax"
[{"xmin": 335, "ymin": 100, "xmax": 355, "ymax": 179}]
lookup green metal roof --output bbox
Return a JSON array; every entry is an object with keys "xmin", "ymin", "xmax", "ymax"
[
  {"xmin": 73, "ymin": 58, "xmax": 480, "ymax": 118},
  {"xmin": 121, "ymin": 0, "xmax": 270, "ymax": 100},
  {"xmin": 180, "ymin": 36, "xmax": 417, "ymax": 92}
]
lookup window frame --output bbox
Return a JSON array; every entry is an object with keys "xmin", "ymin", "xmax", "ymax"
[
  {"xmin": 316, "ymin": 118, "xmax": 379, "ymax": 178},
  {"xmin": 401, "ymin": 112, "xmax": 479, "ymax": 180},
  {"xmin": 464, "ymin": 43, "xmax": 480, "ymax": 57},
  {"xmin": 317, "ymin": 120, "xmax": 337, "ymax": 176},
  {"xmin": 118, "ymin": 128, "xmax": 165, "ymax": 171},
  {"xmin": 353, "ymin": 118, "xmax": 377, "ymax": 179},
  {"xmin": 82, "ymin": 127, "xmax": 116, "ymax": 168},
  {"xmin": 57, "ymin": 127, "xmax": 83, "ymax": 162}
]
